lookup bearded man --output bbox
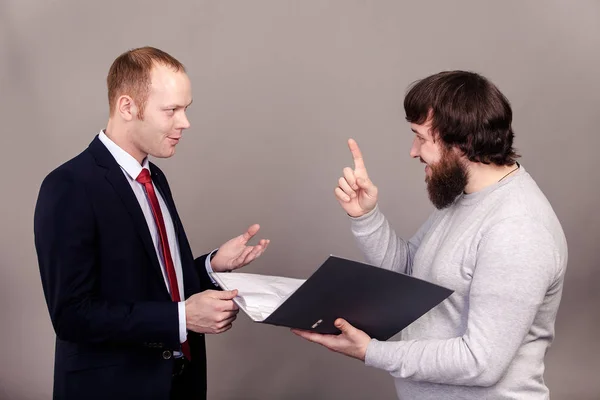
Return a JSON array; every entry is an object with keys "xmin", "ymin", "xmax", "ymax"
[{"xmin": 293, "ymin": 70, "xmax": 568, "ymax": 400}]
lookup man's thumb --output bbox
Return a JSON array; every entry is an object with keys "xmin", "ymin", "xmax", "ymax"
[
  {"xmin": 356, "ymin": 178, "xmax": 376, "ymax": 196},
  {"xmin": 216, "ymin": 289, "xmax": 238, "ymax": 299},
  {"xmin": 335, "ymin": 318, "xmax": 351, "ymax": 333}
]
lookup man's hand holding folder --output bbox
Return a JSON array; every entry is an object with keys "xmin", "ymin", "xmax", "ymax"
[{"xmin": 292, "ymin": 318, "xmax": 371, "ymax": 361}]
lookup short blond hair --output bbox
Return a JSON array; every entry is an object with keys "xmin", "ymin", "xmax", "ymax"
[{"xmin": 107, "ymin": 46, "xmax": 186, "ymax": 119}]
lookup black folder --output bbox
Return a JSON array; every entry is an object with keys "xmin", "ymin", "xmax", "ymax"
[{"xmin": 261, "ymin": 255, "xmax": 453, "ymax": 341}]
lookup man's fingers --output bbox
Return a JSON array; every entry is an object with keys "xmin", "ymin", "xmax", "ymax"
[
  {"xmin": 234, "ymin": 247, "xmax": 254, "ymax": 266},
  {"xmin": 243, "ymin": 247, "xmax": 263, "ymax": 264},
  {"xmin": 338, "ymin": 177, "xmax": 356, "ymax": 199},
  {"xmin": 215, "ymin": 310, "xmax": 239, "ymax": 322},
  {"xmin": 241, "ymin": 224, "xmax": 260, "ymax": 242},
  {"xmin": 218, "ymin": 301, "xmax": 240, "ymax": 312},
  {"xmin": 334, "ymin": 318, "xmax": 353, "ymax": 333},
  {"xmin": 291, "ymin": 329, "xmax": 323, "ymax": 343},
  {"xmin": 218, "ymin": 314, "xmax": 237, "ymax": 327},
  {"xmin": 292, "ymin": 329, "xmax": 338, "ymax": 348},
  {"xmin": 215, "ymin": 323, "xmax": 233, "ymax": 334},
  {"xmin": 348, "ymin": 138, "xmax": 367, "ymax": 171},
  {"xmin": 356, "ymin": 177, "xmax": 378, "ymax": 197},
  {"xmin": 334, "ymin": 187, "xmax": 351, "ymax": 202},
  {"xmin": 248, "ymin": 244, "xmax": 264, "ymax": 258},
  {"xmin": 343, "ymin": 167, "xmax": 358, "ymax": 190},
  {"xmin": 212, "ymin": 289, "xmax": 238, "ymax": 300}
]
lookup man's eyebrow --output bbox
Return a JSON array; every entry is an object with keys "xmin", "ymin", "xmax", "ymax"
[{"xmin": 164, "ymin": 99, "xmax": 193, "ymax": 108}]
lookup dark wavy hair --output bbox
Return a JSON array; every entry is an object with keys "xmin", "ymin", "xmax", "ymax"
[{"xmin": 404, "ymin": 71, "xmax": 519, "ymax": 166}]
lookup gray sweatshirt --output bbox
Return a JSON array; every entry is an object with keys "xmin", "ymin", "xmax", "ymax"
[{"xmin": 351, "ymin": 166, "xmax": 567, "ymax": 400}]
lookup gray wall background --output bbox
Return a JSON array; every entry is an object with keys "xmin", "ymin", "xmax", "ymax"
[{"xmin": 1, "ymin": 0, "xmax": 599, "ymax": 399}]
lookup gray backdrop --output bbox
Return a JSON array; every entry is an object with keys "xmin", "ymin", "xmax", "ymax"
[{"xmin": 1, "ymin": 0, "xmax": 599, "ymax": 399}]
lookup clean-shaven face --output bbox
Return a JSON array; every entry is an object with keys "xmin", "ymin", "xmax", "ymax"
[{"xmin": 132, "ymin": 64, "xmax": 193, "ymax": 159}]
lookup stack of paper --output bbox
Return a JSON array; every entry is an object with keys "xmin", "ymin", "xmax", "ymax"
[{"xmin": 210, "ymin": 272, "xmax": 305, "ymax": 321}]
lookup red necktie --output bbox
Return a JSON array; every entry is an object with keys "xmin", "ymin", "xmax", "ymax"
[{"xmin": 136, "ymin": 168, "xmax": 191, "ymax": 361}]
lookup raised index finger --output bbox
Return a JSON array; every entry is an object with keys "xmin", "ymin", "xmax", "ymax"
[{"xmin": 348, "ymin": 138, "xmax": 366, "ymax": 171}]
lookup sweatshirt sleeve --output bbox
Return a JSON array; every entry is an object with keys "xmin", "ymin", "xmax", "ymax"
[{"xmin": 363, "ymin": 216, "xmax": 560, "ymax": 387}]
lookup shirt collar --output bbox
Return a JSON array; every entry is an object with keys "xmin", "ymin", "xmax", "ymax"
[{"xmin": 98, "ymin": 130, "xmax": 150, "ymax": 180}]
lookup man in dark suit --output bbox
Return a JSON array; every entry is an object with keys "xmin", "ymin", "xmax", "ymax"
[{"xmin": 34, "ymin": 46, "xmax": 270, "ymax": 400}]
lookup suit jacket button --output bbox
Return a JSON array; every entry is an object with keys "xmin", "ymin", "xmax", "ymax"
[{"xmin": 162, "ymin": 350, "xmax": 172, "ymax": 360}]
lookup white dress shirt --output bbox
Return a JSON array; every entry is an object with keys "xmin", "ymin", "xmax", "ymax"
[{"xmin": 98, "ymin": 131, "xmax": 216, "ymax": 348}]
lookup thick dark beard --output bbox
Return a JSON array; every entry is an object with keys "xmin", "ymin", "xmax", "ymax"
[{"xmin": 425, "ymin": 149, "xmax": 469, "ymax": 209}]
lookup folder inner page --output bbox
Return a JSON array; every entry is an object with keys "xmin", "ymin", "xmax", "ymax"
[{"xmin": 210, "ymin": 272, "xmax": 306, "ymax": 321}]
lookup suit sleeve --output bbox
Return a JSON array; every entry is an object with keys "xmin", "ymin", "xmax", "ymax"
[
  {"xmin": 34, "ymin": 169, "xmax": 180, "ymax": 348},
  {"xmin": 194, "ymin": 254, "xmax": 221, "ymax": 290}
]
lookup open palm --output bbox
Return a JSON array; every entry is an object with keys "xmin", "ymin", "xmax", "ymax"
[{"xmin": 210, "ymin": 224, "xmax": 270, "ymax": 272}]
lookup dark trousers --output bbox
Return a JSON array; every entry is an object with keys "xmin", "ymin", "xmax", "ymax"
[{"xmin": 170, "ymin": 357, "xmax": 205, "ymax": 400}]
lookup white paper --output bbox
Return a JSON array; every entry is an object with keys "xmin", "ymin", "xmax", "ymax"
[{"xmin": 210, "ymin": 272, "xmax": 306, "ymax": 322}]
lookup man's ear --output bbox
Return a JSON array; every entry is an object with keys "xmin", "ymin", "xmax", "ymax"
[
  {"xmin": 116, "ymin": 95, "xmax": 137, "ymax": 121},
  {"xmin": 450, "ymin": 145, "xmax": 469, "ymax": 163}
]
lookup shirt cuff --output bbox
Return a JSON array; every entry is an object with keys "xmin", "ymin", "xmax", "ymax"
[
  {"xmin": 177, "ymin": 301, "xmax": 187, "ymax": 343},
  {"xmin": 206, "ymin": 248, "xmax": 219, "ymax": 285}
]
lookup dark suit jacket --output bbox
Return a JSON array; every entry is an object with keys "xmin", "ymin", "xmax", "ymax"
[{"xmin": 34, "ymin": 135, "xmax": 216, "ymax": 399}]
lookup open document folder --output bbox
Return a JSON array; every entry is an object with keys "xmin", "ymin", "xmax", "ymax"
[{"xmin": 210, "ymin": 255, "xmax": 453, "ymax": 341}]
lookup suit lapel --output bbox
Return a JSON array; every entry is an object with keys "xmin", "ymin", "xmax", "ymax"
[
  {"xmin": 150, "ymin": 167, "xmax": 181, "ymax": 239},
  {"xmin": 88, "ymin": 137, "xmax": 169, "ymax": 296},
  {"xmin": 151, "ymin": 164, "xmax": 201, "ymax": 297}
]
